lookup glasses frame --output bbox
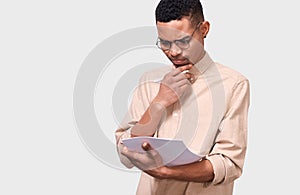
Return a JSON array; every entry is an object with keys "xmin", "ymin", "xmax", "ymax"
[{"xmin": 156, "ymin": 22, "xmax": 202, "ymax": 51}]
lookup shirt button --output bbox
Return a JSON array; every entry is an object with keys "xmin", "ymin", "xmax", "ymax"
[{"xmin": 173, "ymin": 112, "xmax": 179, "ymax": 117}]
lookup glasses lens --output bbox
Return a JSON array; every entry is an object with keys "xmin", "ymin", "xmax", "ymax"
[
  {"xmin": 175, "ymin": 39, "xmax": 190, "ymax": 49},
  {"xmin": 157, "ymin": 39, "xmax": 171, "ymax": 50}
]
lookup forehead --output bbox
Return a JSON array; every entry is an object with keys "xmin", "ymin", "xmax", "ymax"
[{"xmin": 156, "ymin": 17, "xmax": 194, "ymax": 40}]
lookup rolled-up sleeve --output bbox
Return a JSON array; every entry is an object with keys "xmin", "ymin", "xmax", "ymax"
[
  {"xmin": 206, "ymin": 79, "xmax": 250, "ymax": 185},
  {"xmin": 115, "ymin": 77, "xmax": 151, "ymax": 168}
]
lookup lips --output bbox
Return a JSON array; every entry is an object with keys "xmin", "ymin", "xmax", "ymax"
[{"xmin": 172, "ymin": 59, "xmax": 188, "ymax": 66}]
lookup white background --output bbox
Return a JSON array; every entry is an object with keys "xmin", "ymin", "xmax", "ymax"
[{"xmin": 1, "ymin": 0, "xmax": 299, "ymax": 194}]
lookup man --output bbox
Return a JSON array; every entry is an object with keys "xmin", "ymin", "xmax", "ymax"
[{"xmin": 115, "ymin": 0, "xmax": 250, "ymax": 194}]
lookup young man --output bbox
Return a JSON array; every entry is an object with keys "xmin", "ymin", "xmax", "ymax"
[{"xmin": 115, "ymin": 0, "xmax": 250, "ymax": 194}]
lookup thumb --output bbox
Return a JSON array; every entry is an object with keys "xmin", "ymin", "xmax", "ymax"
[
  {"xmin": 142, "ymin": 142, "xmax": 151, "ymax": 151},
  {"xmin": 142, "ymin": 142, "xmax": 161, "ymax": 159}
]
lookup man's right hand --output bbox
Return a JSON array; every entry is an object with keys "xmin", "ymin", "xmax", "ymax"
[{"xmin": 153, "ymin": 64, "xmax": 193, "ymax": 108}]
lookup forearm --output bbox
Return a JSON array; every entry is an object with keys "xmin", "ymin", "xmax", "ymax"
[
  {"xmin": 130, "ymin": 100, "xmax": 166, "ymax": 137},
  {"xmin": 130, "ymin": 65, "xmax": 192, "ymax": 137},
  {"xmin": 160, "ymin": 159, "xmax": 214, "ymax": 183}
]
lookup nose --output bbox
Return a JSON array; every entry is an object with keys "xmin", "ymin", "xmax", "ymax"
[{"xmin": 169, "ymin": 43, "xmax": 182, "ymax": 57}]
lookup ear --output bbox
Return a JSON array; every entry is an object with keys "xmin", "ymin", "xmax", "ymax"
[{"xmin": 200, "ymin": 21, "xmax": 210, "ymax": 38}]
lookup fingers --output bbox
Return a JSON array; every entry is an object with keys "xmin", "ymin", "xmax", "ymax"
[
  {"xmin": 171, "ymin": 65, "xmax": 193, "ymax": 83},
  {"xmin": 157, "ymin": 64, "xmax": 193, "ymax": 107},
  {"xmin": 121, "ymin": 146, "xmax": 148, "ymax": 164},
  {"xmin": 170, "ymin": 64, "xmax": 193, "ymax": 76},
  {"xmin": 174, "ymin": 71, "xmax": 193, "ymax": 82},
  {"xmin": 121, "ymin": 146, "xmax": 133, "ymax": 158},
  {"xmin": 177, "ymin": 78, "xmax": 191, "ymax": 87},
  {"xmin": 162, "ymin": 64, "xmax": 193, "ymax": 83},
  {"xmin": 172, "ymin": 73, "xmax": 186, "ymax": 82},
  {"xmin": 121, "ymin": 143, "xmax": 155, "ymax": 158}
]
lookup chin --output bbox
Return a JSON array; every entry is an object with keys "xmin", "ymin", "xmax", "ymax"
[
  {"xmin": 170, "ymin": 57, "xmax": 191, "ymax": 67},
  {"xmin": 172, "ymin": 61, "xmax": 190, "ymax": 67}
]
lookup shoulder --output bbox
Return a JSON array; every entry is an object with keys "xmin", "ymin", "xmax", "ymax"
[{"xmin": 215, "ymin": 62, "xmax": 249, "ymax": 87}]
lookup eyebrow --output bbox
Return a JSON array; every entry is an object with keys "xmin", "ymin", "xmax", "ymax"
[{"xmin": 158, "ymin": 35, "xmax": 191, "ymax": 42}]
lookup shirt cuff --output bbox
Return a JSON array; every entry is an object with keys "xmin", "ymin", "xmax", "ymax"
[{"xmin": 205, "ymin": 154, "xmax": 226, "ymax": 185}]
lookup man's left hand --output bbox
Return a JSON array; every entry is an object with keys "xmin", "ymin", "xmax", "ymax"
[{"xmin": 121, "ymin": 142, "xmax": 169, "ymax": 179}]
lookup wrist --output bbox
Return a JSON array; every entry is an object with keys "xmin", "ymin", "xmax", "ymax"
[
  {"xmin": 130, "ymin": 101, "xmax": 166, "ymax": 137},
  {"xmin": 159, "ymin": 166, "xmax": 173, "ymax": 179},
  {"xmin": 152, "ymin": 96, "xmax": 171, "ymax": 108}
]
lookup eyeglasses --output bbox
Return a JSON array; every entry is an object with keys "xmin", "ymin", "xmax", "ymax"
[{"xmin": 156, "ymin": 22, "xmax": 202, "ymax": 51}]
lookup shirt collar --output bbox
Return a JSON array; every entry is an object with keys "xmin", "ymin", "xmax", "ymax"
[{"xmin": 189, "ymin": 52, "xmax": 214, "ymax": 83}]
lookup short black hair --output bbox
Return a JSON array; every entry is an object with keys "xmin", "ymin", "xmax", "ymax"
[{"xmin": 155, "ymin": 0, "xmax": 204, "ymax": 26}]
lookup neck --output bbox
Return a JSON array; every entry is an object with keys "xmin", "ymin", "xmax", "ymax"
[{"xmin": 193, "ymin": 50, "xmax": 206, "ymax": 65}]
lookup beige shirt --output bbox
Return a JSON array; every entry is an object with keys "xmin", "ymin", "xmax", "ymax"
[{"xmin": 115, "ymin": 53, "xmax": 250, "ymax": 195}]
